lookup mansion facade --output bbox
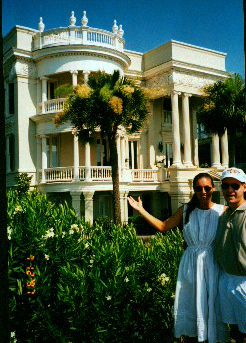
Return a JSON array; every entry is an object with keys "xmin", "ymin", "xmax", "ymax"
[{"xmin": 4, "ymin": 11, "xmax": 231, "ymax": 223}]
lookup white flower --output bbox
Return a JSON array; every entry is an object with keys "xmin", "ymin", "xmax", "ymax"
[
  {"xmin": 70, "ymin": 224, "xmax": 79, "ymax": 233},
  {"xmin": 85, "ymin": 243, "xmax": 89, "ymax": 249},
  {"xmin": 14, "ymin": 205, "xmax": 23, "ymax": 214},
  {"xmin": 171, "ymin": 293, "xmax": 175, "ymax": 299},
  {"xmin": 90, "ymin": 259, "xmax": 94, "ymax": 264},
  {"xmin": 158, "ymin": 273, "xmax": 170, "ymax": 286},
  {"xmin": 7, "ymin": 226, "xmax": 13, "ymax": 240},
  {"xmin": 42, "ymin": 228, "xmax": 55, "ymax": 239},
  {"xmin": 106, "ymin": 295, "xmax": 112, "ymax": 300},
  {"xmin": 69, "ymin": 229, "xmax": 74, "ymax": 235},
  {"xmin": 61, "ymin": 231, "xmax": 66, "ymax": 238},
  {"xmin": 147, "ymin": 287, "xmax": 152, "ymax": 292},
  {"xmin": 11, "ymin": 332, "xmax": 16, "ymax": 338},
  {"xmin": 124, "ymin": 276, "xmax": 129, "ymax": 283},
  {"xmin": 45, "ymin": 254, "xmax": 50, "ymax": 260}
]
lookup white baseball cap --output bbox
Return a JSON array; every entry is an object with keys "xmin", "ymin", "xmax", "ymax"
[{"xmin": 221, "ymin": 167, "xmax": 246, "ymax": 183}]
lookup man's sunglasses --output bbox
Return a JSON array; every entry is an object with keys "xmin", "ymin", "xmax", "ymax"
[
  {"xmin": 195, "ymin": 186, "xmax": 212, "ymax": 192},
  {"xmin": 221, "ymin": 183, "xmax": 241, "ymax": 190}
]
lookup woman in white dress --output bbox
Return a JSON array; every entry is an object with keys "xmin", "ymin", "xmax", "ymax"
[{"xmin": 128, "ymin": 173, "xmax": 228, "ymax": 342}]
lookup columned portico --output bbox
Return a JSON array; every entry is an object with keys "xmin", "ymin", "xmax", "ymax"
[
  {"xmin": 70, "ymin": 191, "xmax": 81, "ymax": 218},
  {"xmin": 221, "ymin": 130, "xmax": 229, "ymax": 168},
  {"xmin": 40, "ymin": 76, "xmax": 48, "ymax": 113},
  {"xmin": 83, "ymin": 191, "xmax": 94, "ymax": 223},
  {"xmin": 70, "ymin": 70, "xmax": 78, "ymax": 86},
  {"xmin": 171, "ymin": 91, "xmax": 182, "ymax": 167},
  {"xmin": 212, "ymin": 133, "xmax": 221, "ymax": 168},
  {"xmin": 182, "ymin": 93, "xmax": 193, "ymax": 167}
]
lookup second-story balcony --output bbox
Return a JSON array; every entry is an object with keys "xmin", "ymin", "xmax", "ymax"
[
  {"xmin": 38, "ymin": 166, "xmax": 170, "ymax": 183},
  {"xmin": 38, "ymin": 98, "xmax": 66, "ymax": 115}
]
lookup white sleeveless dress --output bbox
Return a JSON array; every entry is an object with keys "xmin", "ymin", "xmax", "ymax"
[{"xmin": 174, "ymin": 204, "xmax": 228, "ymax": 342}]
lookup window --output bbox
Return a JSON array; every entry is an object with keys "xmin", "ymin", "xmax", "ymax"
[
  {"xmin": 97, "ymin": 138, "xmax": 109, "ymax": 166},
  {"xmin": 7, "ymin": 134, "xmax": 15, "ymax": 172},
  {"xmin": 163, "ymin": 98, "xmax": 172, "ymax": 124},
  {"xmin": 9, "ymin": 83, "xmax": 15, "ymax": 115},
  {"xmin": 98, "ymin": 195, "xmax": 110, "ymax": 216},
  {"xmin": 165, "ymin": 143, "xmax": 173, "ymax": 167},
  {"xmin": 46, "ymin": 136, "xmax": 59, "ymax": 167}
]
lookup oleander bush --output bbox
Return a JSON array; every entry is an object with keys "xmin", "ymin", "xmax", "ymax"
[{"xmin": 8, "ymin": 189, "xmax": 184, "ymax": 342}]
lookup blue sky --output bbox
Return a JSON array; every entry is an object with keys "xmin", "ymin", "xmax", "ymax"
[{"xmin": 3, "ymin": 0, "xmax": 244, "ymax": 77}]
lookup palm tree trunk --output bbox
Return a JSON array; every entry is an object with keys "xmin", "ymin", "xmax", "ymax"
[
  {"xmin": 108, "ymin": 133, "xmax": 121, "ymax": 224},
  {"xmin": 0, "ymin": 0, "xmax": 10, "ymax": 340}
]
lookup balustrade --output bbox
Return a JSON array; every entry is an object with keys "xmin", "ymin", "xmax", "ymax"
[
  {"xmin": 38, "ymin": 98, "xmax": 66, "ymax": 114},
  {"xmin": 33, "ymin": 26, "xmax": 123, "ymax": 51}
]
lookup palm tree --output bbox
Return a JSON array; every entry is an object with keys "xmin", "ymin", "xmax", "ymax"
[
  {"xmin": 197, "ymin": 74, "xmax": 245, "ymax": 166},
  {"xmin": 0, "ymin": 0, "xmax": 10, "ymax": 341},
  {"xmin": 55, "ymin": 70, "xmax": 148, "ymax": 224}
]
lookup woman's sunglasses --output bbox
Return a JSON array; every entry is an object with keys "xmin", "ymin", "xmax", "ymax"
[
  {"xmin": 195, "ymin": 186, "xmax": 212, "ymax": 192},
  {"xmin": 221, "ymin": 183, "xmax": 241, "ymax": 190}
]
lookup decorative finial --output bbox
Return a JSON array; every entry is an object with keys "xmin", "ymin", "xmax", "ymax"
[
  {"xmin": 82, "ymin": 11, "xmax": 88, "ymax": 27},
  {"xmin": 112, "ymin": 20, "xmax": 118, "ymax": 34},
  {"xmin": 70, "ymin": 11, "xmax": 76, "ymax": 26},
  {"xmin": 118, "ymin": 24, "xmax": 124, "ymax": 38},
  {"xmin": 38, "ymin": 17, "xmax": 45, "ymax": 32}
]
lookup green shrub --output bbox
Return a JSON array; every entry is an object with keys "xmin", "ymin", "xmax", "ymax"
[
  {"xmin": 8, "ymin": 189, "xmax": 183, "ymax": 342},
  {"xmin": 15, "ymin": 172, "xmax": 33, "ymax": 195}
]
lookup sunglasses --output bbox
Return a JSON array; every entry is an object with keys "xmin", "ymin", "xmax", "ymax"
[
  {"xmin": 221, "ymin": 183, "xmax": 241, "ymax": 190},
  {"xmin": 195, "ymin": 186, "xmax": 212, "ymax": 192}
]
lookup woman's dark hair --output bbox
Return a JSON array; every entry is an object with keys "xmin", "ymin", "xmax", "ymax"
[{"xmin": 184, "ymin": 173, "xmax": 214, "ymax": 224}]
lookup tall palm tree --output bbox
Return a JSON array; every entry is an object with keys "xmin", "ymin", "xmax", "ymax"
[
  {"xmin": 197, "ymin": 74, "xmax": 245, "ymax": 166},
  {"xmin": 55, "ymin": 70, "xmax": 148, "ymax": 224},
  {"xmin": 0, "ymin": 0, "xmax": 10, "ymax": 341}
]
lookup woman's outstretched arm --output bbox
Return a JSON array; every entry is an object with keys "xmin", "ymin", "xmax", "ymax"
[{"xmin": 127, "ymin": 196, "xmax": 183, "ymax": 233}]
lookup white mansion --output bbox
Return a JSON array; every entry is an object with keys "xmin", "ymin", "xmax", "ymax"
[{"xmin": 4, "ymin": 11, "xmax": 230, "ymax": 223}]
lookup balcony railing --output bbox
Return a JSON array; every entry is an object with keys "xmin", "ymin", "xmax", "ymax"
[
  {"xmin": 33, "ymin": 26, "xmax": 124, "ymax": 51},
  {"xmin": 38, "ymin": 98, "xmax": 66, "ymax": 115},
  {"xmin": 38, "ymin": 166, "xmax": 170, "ymax": 183},
  {"xmin": 132, "ymin": 169, "xmax": 159, "ymax": 182}
]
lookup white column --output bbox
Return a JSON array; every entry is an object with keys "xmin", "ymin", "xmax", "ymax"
[
  {"xmin": 85, "ymin": 142, "xmax": 91, "ymax": 180},
  {"xmin": 70, "ymin": 70, "xmax": 78, "ymax": 86},
  {"xmin": 212, "ymin": 133, "xmax": 221, "ymax": 168},
  {"xmin": 36, "ymin": 136, "xmax": 42, "ymax": 183},
  {"xmin": 182, "ymin": 93, "xmax": 193, "ymax": 167},
  {"xmin": 221, "ymin": 130, "xmax": 229, "ymax": 168},
  {"xmin": 83, "ymin": 191, "xmax": 94, "ymax": 223},
  {"xmin": 192, "ymin": 108, "xmax": 199, "ymax": 167},
  {"xmin": 131, "ymin": 141, "xmax": 135, "ymax": 169},
  {"xmin": 121, "ymin": 136, "xmax": 126, "ymax": 170},
  {"xmin": 40, "ymin": 77, "xmax": 48, "ymax": 114},
  {"xmin": 6, "ymin": 136, "xmax": 10, "ymax": 172},
  {"xmin": 120, "ymin": 191, "xmax": 128, "ymax": 223},
  {"xmin": 148, "ymin": 101, "xmax": 155, "ymax": 168},
  {"xmin": 125, "ymin": 136, "xmax": 129, "ymax": 168},
  {"xmin": 73, "ymin": 132, "xmax": 79, "ymax": 180},
  {"xmin": 171, "ymin": 91, "xmax": 182, "ymax": 166},
  {"xmin": 70, "ymin": 192, "xmax": 81, "ymax": 218},
  {"xmin": 83, "ymin": 70, "xmax": 90, "ymax": 84},
  {"xmin": 41, "ymin": 135, "xmax": 48, "ymax": 182},
  {"xmin": 117, "ymin": 134, "xmax": 121, "ymax": 178}
]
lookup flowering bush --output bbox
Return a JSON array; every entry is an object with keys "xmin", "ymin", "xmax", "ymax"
[{"xmin": 8, "ymin": 189, "xmax": 183, "ymax": 342}]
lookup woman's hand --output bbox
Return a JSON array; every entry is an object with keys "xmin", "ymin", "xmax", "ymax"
[{"xmin": 127, "ymin": 196, "xmax": 143, "ymax": 212}]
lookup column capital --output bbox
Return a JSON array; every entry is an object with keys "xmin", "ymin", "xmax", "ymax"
[
  {"xmin": 171, "ymin": 90, "xmax": 181, "ymax": 96},
  {"xmin": 182, "ymin": 92, "xmax": 192, "ymax": 98},
  {"xmin": 70, "ymin": 191, "xmax": 81, "ymax": 198},
  {"xmin": 38, "ymin": 134, "xmax": 49, "ymax": 139},
  {"xmin": 83, "ymin": 191, "xmax": 95, "ymax": 201},
  {"xmin": 40, "ymin": 76, "xmax": 49, "ymax": 81},
  {"xmin": 83, "ymin": 70, "xmax": 90, "ymax": 75},
  {"xmin": 70, "ymin": 70, "xmax": 78, "ymax": 75}
]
